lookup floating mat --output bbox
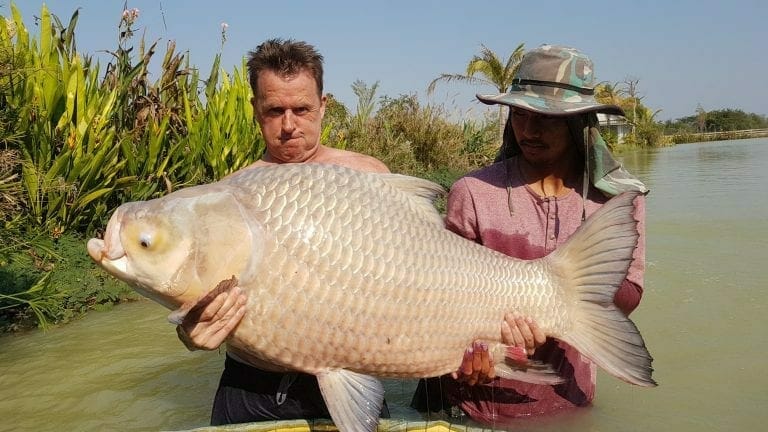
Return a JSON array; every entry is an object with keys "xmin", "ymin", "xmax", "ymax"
[{"xmin": 177, "ymin": 418, "xmax": 496, "ymax": 432}]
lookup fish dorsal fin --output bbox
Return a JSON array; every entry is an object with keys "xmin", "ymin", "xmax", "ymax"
[
  {"xmin": 316, "ymin": 369, "xmax": 384, "ymax": 432},
  {"xmin": 378, "ymin": 173, "xmax": 446, "ymax": 226}
]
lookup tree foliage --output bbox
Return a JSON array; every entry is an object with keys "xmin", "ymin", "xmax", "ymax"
[{"xmin": 663, "ymin": 108, "xmax": 768, "ymax": 134}]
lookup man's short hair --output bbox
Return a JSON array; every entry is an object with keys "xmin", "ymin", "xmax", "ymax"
[{"xmin": 247, "ymin": 38, "xmax": 324, "ymax": 97}]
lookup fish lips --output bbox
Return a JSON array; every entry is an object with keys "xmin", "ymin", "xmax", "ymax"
[
  {"xmin": 87, "ymin": 237, "xmax": 130, "ymax": 279},
  {"xmin": 87, "ymin": 204, "xmax": 133, "ymax": 278}
]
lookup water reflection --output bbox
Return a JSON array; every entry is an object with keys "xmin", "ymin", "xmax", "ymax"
[{"xmin": 614, "ymin": 147, "xmax": 659, "ymax": 186}]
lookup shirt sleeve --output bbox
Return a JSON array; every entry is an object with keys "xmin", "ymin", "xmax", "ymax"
[
  {"xmin": 613, "ymin": 194, "xmax": 646, "ymax": 315},
  {"xmin": 444, "ymin": 178, "xmax": 481, "ymax": 242}
]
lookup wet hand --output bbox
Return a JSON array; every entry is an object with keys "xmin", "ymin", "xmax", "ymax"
[
  {"xmin": 452, "ymin": 315, "xmax": 546, "ymax": 386},
  {"xmin": 501, "ymin": 313, "xmax": 546, "ymax": 356},
  {"xmin": 452, "ymin": 341, "xmax": 495, "ymax": 386},
  {"xmin": 176, "ymin": 286, "xmax": 247, "ymax": 351}
]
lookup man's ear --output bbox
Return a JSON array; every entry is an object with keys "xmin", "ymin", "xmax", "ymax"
[{"xmin": 319, "ymin": 94, "xmax": 327, "ymax": 118}]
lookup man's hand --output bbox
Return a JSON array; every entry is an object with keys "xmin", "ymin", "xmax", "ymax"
[
  {"xmin": 451, "ymin": 341, "xmax": 495, "ymax": 386},
  {"xmin": 453, "ymin": 313, "xmax": 546, "ymax": 386},
  {"xmin": 176, "ymin": 285, "xmax": 248, "ymax": 351},
  {"xmin": 501, "ymin": 313, "xmax": 546, "ymax": 356}
]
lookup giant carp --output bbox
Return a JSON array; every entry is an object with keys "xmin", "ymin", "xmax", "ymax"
[{"xmin": 87, "ymin": 163, "xmax": 655, "ymax": 432}]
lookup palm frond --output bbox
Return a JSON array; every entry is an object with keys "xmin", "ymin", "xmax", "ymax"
[
  {"xmin": 502, "ymin": 43, "xmax": 526, "ymax": 90},
  {"xmin": 427, "ymin": 73, "xmax": 491, "ymax": 95}
]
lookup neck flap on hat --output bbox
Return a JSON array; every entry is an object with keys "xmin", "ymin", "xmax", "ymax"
[{"xmin": 585, "ymin": 126, "xmax": 649, "ymax": 196}]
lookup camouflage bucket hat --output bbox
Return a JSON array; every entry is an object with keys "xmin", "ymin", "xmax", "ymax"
[{"xmin": 477, "ymin": 44, "xmax": 624, "ymax": 116}]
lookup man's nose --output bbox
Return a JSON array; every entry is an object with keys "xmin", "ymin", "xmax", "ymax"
[
  {"xmin": 519, "ymin": 115, "xmax": 542, "ymax": 138},
  {"xmin": 281, "ymin": 110, "xmax": 296, "ymax": 132}
]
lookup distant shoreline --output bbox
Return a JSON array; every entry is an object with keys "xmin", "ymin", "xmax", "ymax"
[{"xmin": 668, "ymin": 128, "xmax": 768, "ymax": 144}]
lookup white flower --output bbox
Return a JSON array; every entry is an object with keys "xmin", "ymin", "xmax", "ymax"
[{"xmin": 121, "ymin": 7, "xmax": 140, "ymax": 24}]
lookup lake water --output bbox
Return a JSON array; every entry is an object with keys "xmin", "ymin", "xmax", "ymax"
[{"xmin": 1, "ymin": 138, "xmax": 766, "ymax": 431}]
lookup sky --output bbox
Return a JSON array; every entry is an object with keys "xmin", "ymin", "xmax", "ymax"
[{"xmin": 8, "ymin": 0, "xmax": 768, "ymax": 121}]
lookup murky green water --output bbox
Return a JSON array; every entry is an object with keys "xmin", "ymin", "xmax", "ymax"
[{"xmin": 1, "ymin": 138, "xmax": 766, "ymax": 431}]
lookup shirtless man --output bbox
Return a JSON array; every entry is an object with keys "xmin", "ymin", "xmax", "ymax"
[{"xmin": 176, "ymin": 38, "xmax": 388, "ymax": 425}]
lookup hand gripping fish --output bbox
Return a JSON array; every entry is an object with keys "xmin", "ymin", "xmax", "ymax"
[{"xmin": 87, "ymin": 163, "xmax": 655, "ymax": 432}]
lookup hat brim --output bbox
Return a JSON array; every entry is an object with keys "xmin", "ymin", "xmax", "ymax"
[{"xmin": 477, "ymin": 88, "xmax": 625, "ymax": 117}]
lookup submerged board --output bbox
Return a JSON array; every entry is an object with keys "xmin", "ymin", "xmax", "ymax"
[{"xmin": 181, "ymin": 418, "xmax": 496, "ymax": 432}]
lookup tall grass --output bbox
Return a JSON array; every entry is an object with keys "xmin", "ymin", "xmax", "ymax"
[
  {"xmin": 0, "ymin": 3, "xmax": 262, "ymax": 329},
  {"xmin": 1, "ymin": 3, "xmax": 263, "ymax": 234},
  {"xmin": 347, "ymin": 92, "xmax": 498, "ymax": 182}
]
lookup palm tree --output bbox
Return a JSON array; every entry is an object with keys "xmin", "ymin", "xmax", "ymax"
[
  {"xmin": 595, "ymin": 82, "xmax": 622, "ymax": 107},
  {"xmin": 351, "ymin": 79, "xmax": 379, "ymax": 131},
  {"xmin": 427, "ymin": 43, "xmax": 526, "ymax": 142},
  {"xmin": 633, "ymin": 105, "xmax": 664, "ymax": 147}
]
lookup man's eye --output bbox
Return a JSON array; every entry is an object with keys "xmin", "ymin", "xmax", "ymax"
[
  {"xmin": 294, "ymin": 107, "xmax": 309, "ymax": 115},
  {"xmin": 542, "ymin": 118, "xmax": 559, "ymax": 124}
]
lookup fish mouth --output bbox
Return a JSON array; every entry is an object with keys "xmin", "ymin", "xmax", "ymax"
[
  {"xmin": 87, "ymin": 205, "xmax": 132, "ymax": 278},
  {"xmin": 87, "ymin": 236, "xmax": 178, "ymax": 309},
  {"xmin": 87, "ymin": 237, "xmax": 130, "ymax": 279}
]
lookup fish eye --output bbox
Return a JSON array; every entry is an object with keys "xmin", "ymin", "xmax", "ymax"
[{"xmin": 139, "ymin": 234, "xmax": 152, "ymax": 249}]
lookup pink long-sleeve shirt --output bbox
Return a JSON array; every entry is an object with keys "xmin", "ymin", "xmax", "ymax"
[{"xmin": 441, "ymin": 158, "xmax": 645, "ymax": 424}]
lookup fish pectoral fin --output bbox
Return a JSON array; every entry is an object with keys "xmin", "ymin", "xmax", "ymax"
[
  {"xmin": 491, "ymin": 344, "xmax": 565, "ymax": 385},
  {"xmin": 166, "ymin": 276, "xmax": 239, "ymax": 325},
  {"xmin": 316, "ymin": 369, "xmax": 384, "ymax": 432},
  {"xmin": 166, "ymin": 307, "xmax": 188, "ymax": 325}
]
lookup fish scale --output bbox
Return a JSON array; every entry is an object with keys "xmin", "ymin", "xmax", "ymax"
[
  {"xmin": 88, "ymin": 163, "xmax": 655, "ymax": 432},
  {"xmin": 243, "ymin": 167, "xmax": 560, "ymax": 374}
]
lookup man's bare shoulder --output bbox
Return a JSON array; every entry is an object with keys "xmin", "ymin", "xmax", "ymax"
[
  {"xmin": 317, "ymin": 147, "xmax": 390, "ymax": 173},
  {"xmin": 235, "ymin": 147, "xmax": 389, "ymax": 174}
]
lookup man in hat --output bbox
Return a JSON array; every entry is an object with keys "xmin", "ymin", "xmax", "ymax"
[{"xmin": 411, "ymin": 44, "xmax": 649, "ymax": 424}]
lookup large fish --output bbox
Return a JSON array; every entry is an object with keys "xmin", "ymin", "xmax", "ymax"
[{"xmin": 87, "ymin": 164, "xmax": 655, "ymax": 432}]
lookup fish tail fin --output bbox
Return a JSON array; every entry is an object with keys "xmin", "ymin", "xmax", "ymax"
[{"xmin": 550, "ymin": 191, "xmax": 656, "ymax": 387}]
